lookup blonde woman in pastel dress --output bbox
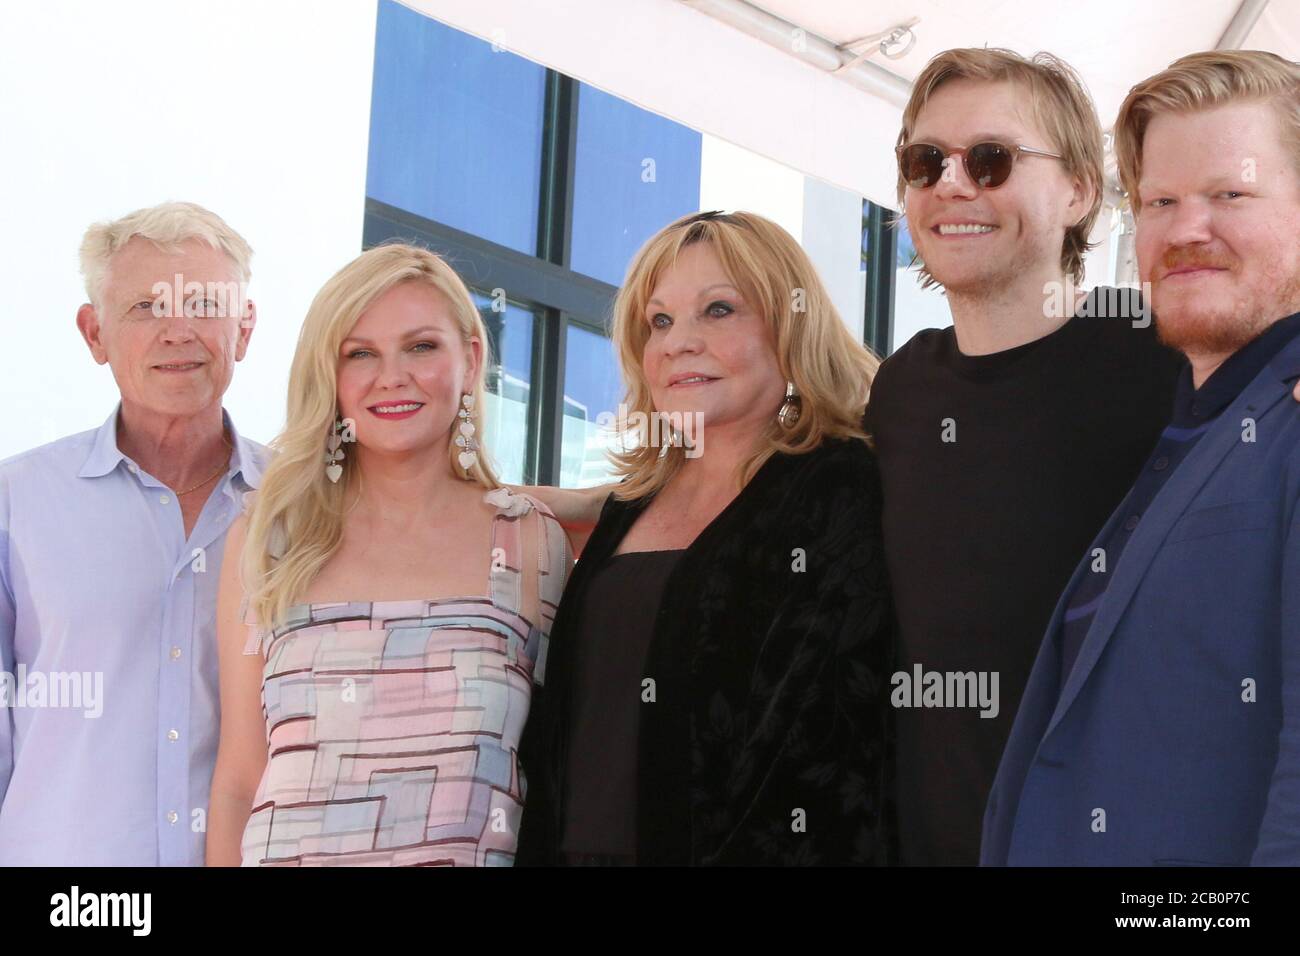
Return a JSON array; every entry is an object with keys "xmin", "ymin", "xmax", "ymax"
[{"xmin": 206, "ymin": 244, "xmax": 570, "ymax": 866}]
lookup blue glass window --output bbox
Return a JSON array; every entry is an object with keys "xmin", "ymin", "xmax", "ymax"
[
  {"xmin": 569, "ymin": 83, "xmax": 702, "ymax": 285},
  {"xmin": 471, "ymin": 291, "xmax": 537, "ymax": 484},
  {"xmin": 366, "ymin": 1, "xmax": 545, "ymax": 255},
  {"xmin": 897, "ymin": 215, "xmax": 921, "ymax": 269},
  {"xmin": 560, "ymin": 321, "xmax": 624, "ymax": 487}
]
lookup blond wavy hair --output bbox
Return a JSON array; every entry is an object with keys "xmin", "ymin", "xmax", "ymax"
[
  {"xmin": 243, "ymin": 243, "xmax": 498, "ymax": 633},
  {"xmin": 1114, "ymin": 50, "xmax": 1300, "ymax": 211},
  {"xmin": 608, "ymin": 211, "xmax": 879, "ymax": 501},
  {"xmin": 897, "ymin": 48, "xmax": 1104, "ymax": 289}
]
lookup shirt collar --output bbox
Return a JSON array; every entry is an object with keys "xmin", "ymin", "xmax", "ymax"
[
  {"xmin": 1172, "ymin": 310, "xmax": 1300, "ymax": 426},
  {"xmin": 77, "ymin": 404, "xmax": 128, "ymax": 478},
  {"xmin": 78, "ymin": 401, "xmax": 262, "ymax": 490},
  {"xmin": 226, "ymin": 409, "xmax": 263, "ymax": 491}
]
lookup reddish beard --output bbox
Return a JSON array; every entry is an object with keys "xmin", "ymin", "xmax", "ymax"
[{"xmin": 1152, "ymin": 246, "xmax": 1282, "ymax": 355}]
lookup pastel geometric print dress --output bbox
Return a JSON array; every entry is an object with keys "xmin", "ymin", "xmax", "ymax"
[{"xmin": 238, "ymin": 488, "xmax": 570, "ymax": 866}]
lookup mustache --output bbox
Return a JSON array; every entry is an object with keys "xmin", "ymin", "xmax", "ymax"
[{"xmin": 1158, "ymin": 246, "xmax": 1238, "ymax": 276}]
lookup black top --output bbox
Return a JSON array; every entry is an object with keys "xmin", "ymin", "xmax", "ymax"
[
  {"xmin": 517, "ymin": 438, "xmax": 895, "ymax": 865},
  {"xmin": 559, "ymin": 547, "xmax": 684, "ymax": 862},
  {"xmin": 864, "ymin": 287, "xmax": 1183, "ymax": 866}
]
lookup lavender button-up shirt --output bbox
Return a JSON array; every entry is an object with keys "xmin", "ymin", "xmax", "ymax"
[{"xmin": 0, "ymin": 403, "xmax": 267, "ymax": 865}]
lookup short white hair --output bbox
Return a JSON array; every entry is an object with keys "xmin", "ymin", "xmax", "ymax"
[{"xmin": 79, "ymin": 200, "xmax": 253, "ymax": 306}]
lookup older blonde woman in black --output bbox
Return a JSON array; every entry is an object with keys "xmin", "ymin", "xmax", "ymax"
[{"xmin": 517, "ymin": 211, "xmax": 893, "ymax": 866}]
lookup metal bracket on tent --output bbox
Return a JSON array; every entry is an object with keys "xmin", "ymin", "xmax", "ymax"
[{"xmin": 833, "ymin": 18, "xmax": 920, "ymax": 73}]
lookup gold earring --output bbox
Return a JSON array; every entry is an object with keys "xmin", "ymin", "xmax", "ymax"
[{"xmin": 777, "ymin": 381, "xmax": 801, "ymax": 429}]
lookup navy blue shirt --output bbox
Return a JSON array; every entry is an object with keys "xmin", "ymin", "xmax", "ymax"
[{"xmin": 1059, "ymin": 311, "xmax": 1300, "ymax": 684}]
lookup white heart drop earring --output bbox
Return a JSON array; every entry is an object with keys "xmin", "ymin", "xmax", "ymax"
[
  {"xmin": 326, "ymin": 416, "xmax": 350, "ymax": 483},
  {"xmin": 455, "ymin": 393, "xmax": 479, "ymax": 478}
]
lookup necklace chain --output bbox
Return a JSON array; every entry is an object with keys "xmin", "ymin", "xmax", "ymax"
[{"xmin": 175, "ymin": 435, "xmax": 234, "ymax": 496}]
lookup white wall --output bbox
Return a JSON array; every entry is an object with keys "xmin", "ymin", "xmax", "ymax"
[
  {"xmin": 699, "ymin": 133, "xmax": 867, "ymax": 341},
  {"xmin": 801, "ymin": 176, "xmax": 865, "ymax": 341},
  {"xmin": 699, "ymin": 133, "xmax": 805, "ymax": 239},
  {"xmin": 0, "ymin": 0, "xmax": 378, "ymax": 458}
]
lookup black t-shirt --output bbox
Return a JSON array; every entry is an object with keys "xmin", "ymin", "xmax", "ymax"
[{"xmin": 864, "ymin": 287, "xmax": 1183, "ymax": 866}]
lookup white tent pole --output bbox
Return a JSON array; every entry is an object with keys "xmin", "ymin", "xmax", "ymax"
[
  {"xmin": 1217, "ymin": 0, "xmax": 1269, "ymax": 49},
  {"xmin": 680, "ymin": 0, "xmax": 914, "ymax": 107}
]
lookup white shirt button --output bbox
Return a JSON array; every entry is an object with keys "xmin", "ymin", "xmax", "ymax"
[
  {"xmin": 160, "ymin": 495, "xmax": 170, "ymax": 505},
  {"xmin": 127, "ymin": 463, "xmax": 138, "ymax": 473},
  {"xmin": 167, "ymin": 729, "xmax": 179, "ymax": 742},
  {"xmin": 167, "ymin": 810, "xmax": 179, "ymax": 825},
  {"xmin": 170, "ymin": 646, "xmax": 182, "ymax": 660}
]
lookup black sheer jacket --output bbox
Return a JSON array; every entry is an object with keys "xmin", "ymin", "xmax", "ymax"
[{"xmin": 516, "ymin": 437, "xmax": 895, "ymax": 865}]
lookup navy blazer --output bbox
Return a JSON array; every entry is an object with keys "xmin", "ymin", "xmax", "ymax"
[{"xmin": 982, "ymin": 334, "xmax": 1300, "ymax": 866}]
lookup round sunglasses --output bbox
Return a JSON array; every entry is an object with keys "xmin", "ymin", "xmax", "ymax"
[{"xmin": 896, "ymin": 141, "xmax": 1063, "ymax": 190}]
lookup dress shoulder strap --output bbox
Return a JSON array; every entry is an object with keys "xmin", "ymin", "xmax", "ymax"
[
  {"xmin": 239, "ymin": 594, "xmax": 270, "ymax": 657},
  {"xmin": 533, "ymin": 503, "xmax": 571, "ymax": 637},
  {"xmin": 483, "ymin": 488, "xmax": 571, "ymax": 633}
]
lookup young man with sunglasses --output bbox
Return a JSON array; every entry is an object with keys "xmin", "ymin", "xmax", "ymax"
[{"xmin": 863, "ymin": 48, "xmax": 1185, "ymax": 866}]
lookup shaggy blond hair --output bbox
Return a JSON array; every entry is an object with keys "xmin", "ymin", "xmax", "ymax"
[
  {"xmin": 243, "ymin": 243, "xmax": 498, "ymax": 633},
  {"xmin": 897, "ymin": 48, "xmax": 1104, "ymax": 289},
  {"xmin": 608, "ymin": 211, "xmax": 879, "ymax": 501},
  {"xmin": 1114, "ymin": 50, "xmax": 1300, "ymax": 210},
  {"xmin": 79, "ymin": 200, "xmax": 253, "ymax": 306}
]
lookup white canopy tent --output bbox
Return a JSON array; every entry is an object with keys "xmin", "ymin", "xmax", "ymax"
[{"xmin": 408, "ymin": 0, "xmax": 1298, "ymax": 214}]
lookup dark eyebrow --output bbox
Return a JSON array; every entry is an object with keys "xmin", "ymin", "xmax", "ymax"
[
  {"xmin": 647, "ymin": 284, "xmax": 741, "ymax": 308},
  {"xmin": 341, "ymin": 326, "xmax": 443, "ymax": 346}
]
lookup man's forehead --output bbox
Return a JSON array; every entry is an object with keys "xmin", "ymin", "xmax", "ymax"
[
  {"xmin": 1139, "ymin": 145, "xmax": 1242, "ymax": 182},
  {"xmin": 1140, "ymin": 104, "xmax": 1289, "ymax": 181},
  {"xmin": 114, "ymin": 234, "xmax": 230, "ymax": 263},
  {"xmin": 105, "ymin": 237, "xmax": 238, "ymax": 290},
  {"xmin": 912, "ymin": 79, "xmax": 1039, "ymax": 141}
]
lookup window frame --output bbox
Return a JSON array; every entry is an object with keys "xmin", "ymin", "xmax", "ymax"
[
  {"xmin": 861, "ymin": 200, "xmax": 897, "ymax": 357},
  {"xmin": 363, "ymin": 72, "xmax": 618, "ymax": 486}
]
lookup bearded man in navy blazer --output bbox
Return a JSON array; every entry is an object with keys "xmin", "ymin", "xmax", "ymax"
[{"xmin": 982, "ymin": 49, "xmax": 1300, "ymax": 866}]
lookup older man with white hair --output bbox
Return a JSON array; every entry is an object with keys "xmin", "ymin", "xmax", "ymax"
[{"xmin": 0, "ymin": 201, "xmax": 267, "ymax": 865}]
